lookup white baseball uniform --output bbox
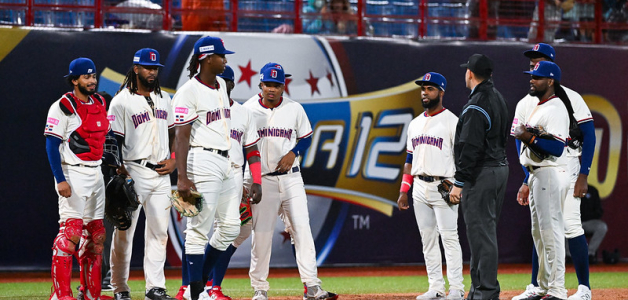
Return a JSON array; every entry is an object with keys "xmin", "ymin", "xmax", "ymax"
[
  {"xmin": 45, "ymin": 95, "xmax": 106, "ymax": 223},
  {"xmin": 242, "ymin": 94, "xmax": 318, "ymax": 291},
  {"xmin": 406, "ymin": 108, "xmax": 464, "ymax": 294},
  {"xmin": 228, "ymin": 100, "xmax": 259, "ymax": 248},
  {"xmin": 512, "ymin": 95, "xmax": 570, "ymax": 299},
  {"xmin": 107, "ymin": 88, "xmax": 174, "ymax": 293},
  {"xmin": 172, "ymin": 76, "xmax": 240, "ymax": 254}
]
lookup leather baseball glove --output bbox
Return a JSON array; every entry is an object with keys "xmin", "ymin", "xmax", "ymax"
[
  {"xmin": 170, "ymin": 190, "xmax": 204, "ymax": 217},
  {"xmin": 105, "ymin": 174, "xmax": 140, "ymax": 230},
  {"xmin": 525, "ymin": 126, "xmax": 552, "ymax": 160},
  {"xmin": 437, "ymin": 179, "xmax": 454, "ymax": 204}
]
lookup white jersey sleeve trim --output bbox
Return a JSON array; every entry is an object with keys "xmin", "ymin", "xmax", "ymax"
[
  {"xmin": 243, "ymin": 137, "xmax": 260, "ymax": 148},
  {"xmin": 299, "ymin": 131, "xmax": 313, "ymax": 139},
  {"xmin": 44, "ymin": 132, "xmax": 63, "ymax": 139}
]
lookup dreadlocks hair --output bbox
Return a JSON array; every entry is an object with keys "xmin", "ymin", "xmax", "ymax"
[
  {"xmin": 187, "ymin": 55, "xmax": 200, "ymax": 79},
  {"xmin": 554, "ymin": 81, "xmax": 580, "ymax": 137},
  {"xmin": 118, "ymin": 65, "xmax": 162, "ymax": 97}
]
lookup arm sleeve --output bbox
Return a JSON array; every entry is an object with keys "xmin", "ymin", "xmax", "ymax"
[
  {"xmin": 291, "ymin": 135, "xmax": 312, "ymax": 156},
  {"xmin": 46, "ymin": 136, "xmax": 66, "ymax": 183},
  {"xmin": 405, "ymin": 153, "xmax": 413, "ymax": 164},
  {"xmin": 578, "ymin": 120, "xmax": 595, "ymax": 175},
  {"xmin": 529, "ymin": 137, "xmax": 565, "ymax": 157},
  {"xmin": 515, "ymin": 139, "xmax": 530, "ymax": 184},
  {"xmin": 454, "ymin": 107, "xmax": 490, "ymax": 186}
]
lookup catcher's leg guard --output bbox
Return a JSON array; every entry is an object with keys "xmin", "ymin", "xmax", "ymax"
[
  {"xmin": 51, "ymin": 218, "xmax": 83, "ymax": 300},
  {"xmin": 78, "ymin": 220, "xmax": 106, "ymax": 300}
]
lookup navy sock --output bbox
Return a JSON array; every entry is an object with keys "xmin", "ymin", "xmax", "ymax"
[
  {"xmin": 211, "ymin": 244, "xmax": 238, "ymax": 287},
  {"xmin": 187, "ymin": 254, "xmax": 204, "ymax": 283},
  {"xmin": 531, "ymin": 246, "xmax": 539, "ymax": 286},
  {"xmin": 202, "ymin": 244, "xmax": 225, "ymax": 283},
  {"xmin": 181, "ymin": 246, "xmax": 189, "ymax": 286},
  {"xmin": 569, "ymin": 234, "xmax": 590, "ymax": 288}
]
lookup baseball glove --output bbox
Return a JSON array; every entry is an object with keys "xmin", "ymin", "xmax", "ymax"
[
  {"xmin": 437, "ymin": 179, "xmax": 454, "ymax": 204},
  {"xmin": 170, "ymin": 190, "xmax": 203, "ymax": 217},
  {"xmin": 105, "ymin": 174, "xmax": 140, "ymax": 230},
  {"xmin": 525, "ymin": 126, "xmax": 552, "ymax": 160},
  {"xmin": 239, "ymin": 198, "xmax": 252, "ymax": 226}
]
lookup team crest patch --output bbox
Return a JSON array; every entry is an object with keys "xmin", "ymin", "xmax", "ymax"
[
  {"xmin": 46, "ymin": 124, "xmax": 54, "ymax": 131},
  {"xmin": 175, "ymin": 107, "xmax": 189, "ymax": 114},
  {"xmin": 47, "ymin": 117, "xmax": 60, "ymax": 125},
  {"xmin": 175, "ymin": 115, "xmax": 185, "ymax": 122}
]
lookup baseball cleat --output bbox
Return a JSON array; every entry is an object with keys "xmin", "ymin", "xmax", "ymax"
[
  {"xmin": 512, "ymin": 284, "xmax": 545, "ymax": 300},
  {"xmin": 251, "ymin": 290, "xmax": 268, "ymax": 300},
  {"xmin": 446, "ymin": 289, "xmax": 465, "ymax": 300},
  {"xmin": 567, "ymin": 285, "xmax": 592, "ymax": 300},
  {"xmin": 207, "ymin": 286, "xmax": 231, "ymax": 300},
  {"xmin": 174, "ymin": 286, "xmax": 187, "ymax": 300},
  {"xmin": 145, "ymin": 287, "xmax": 176, "ymax": 300},
  {"xmin": 305, "ymin": 285, "xmax": 339, "ymax": 300},
  {"xmin": 114, "ymin": 291, "xmax": 132, "ymax": 300},
  {"xmin": 540, "ymin": 296, "xmax": 563, "ymax": 300},
  {"xmin": 415, "ymin": 289, "xmax": 445, "ymax": 300}
]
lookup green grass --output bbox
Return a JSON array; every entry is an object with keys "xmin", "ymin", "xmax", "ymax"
[{"xmin": 2, "ymin": 272, "xmax": 627, "ymax": 299}]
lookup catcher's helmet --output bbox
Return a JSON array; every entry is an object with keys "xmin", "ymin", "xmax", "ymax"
[{"xmin": 105, "ymin": 174, "xmax": 140, "ymax": 230}]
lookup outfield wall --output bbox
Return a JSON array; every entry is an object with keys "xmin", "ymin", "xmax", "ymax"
[{"xmin": 0, "ymin": 28, "xmax": 626, "ymax": 270}]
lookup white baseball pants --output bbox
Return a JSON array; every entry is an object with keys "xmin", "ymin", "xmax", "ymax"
[{"xmin": 56, "ymin": 165, "xmax": 105, "ymax": 223}]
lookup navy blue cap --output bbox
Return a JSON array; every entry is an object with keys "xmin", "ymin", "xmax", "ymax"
[
  {"xmin": 65, "ymin": 57, "xmax": 96, "ymax": 77},
  {"xmin": 260, "ymin": 65, "xmax": 285, "ymax": 84},
  {"xmin": 193, "ymin": 36, "xmax": 235, "ymax": 56},
  {"xmin": 524, "ymin": 43, "xmax": 555, "ymax": 61},
  {"xmin": 524, "ymin": 61, "xmax": 561, "ymax": 81},
  {"xmin": 415, "ymin": 72, "xmax": 447, "ymax": 91},
  {"xmin": 460, "ymin": 54, "xmax": 493, "ymax": 77},
  {"xmin": 218, "ymin": 65, "xmax": 235, "ymax": 82},
  {"xmin": 133, "ymin": 48, "xmax": 164, "ymax": 67},
  {"xmin": 260, "ymin": 62, "xmax": 292, "ymax": 78}
]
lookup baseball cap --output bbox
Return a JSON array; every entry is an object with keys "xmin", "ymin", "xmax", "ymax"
[
  {"xmin": 260, "ymin": 66, "xmax": 285, "ymax": 84},
  {"xmin": 193, "ymin": 36, "xmax": 235, "ymax": 56},
  {"xmin": 133, "ymin": 48, "xmax": 164, "ymax": 67},
  {"xmin": 524, "ymin": 61, "xmax": 561, "ymax": 81},
  {"xmin": 460, "ymin": 54, "xmax": 493, "ymax": 77},
  {"xmin": 415, "ymin": 72, "xmax": 447, "ymax": 91},
  {"xmin": 260, "ymin": 62, "xmax": 292, "ymax": 78},
  {"xmin": 218, "ymin": 65, "xmax": 235, "ymax": 82},
  {"xmin": 65, "ymin": 57, "xmax": 96, "ymax": 77},
  {"xmin": 523, "ymin": 43, "xmax": 555, "ymax": 61}
]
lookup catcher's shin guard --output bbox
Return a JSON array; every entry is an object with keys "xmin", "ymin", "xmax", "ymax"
[
  {"xmin": 78, "ymin": 220, "xmax": 106, "ymax": 300},
  {"xmin": 51, "ymin": 218, "xmax": 83, "ymax": 300}
]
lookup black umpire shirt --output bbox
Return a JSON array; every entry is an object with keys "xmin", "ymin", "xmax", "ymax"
[{"xmin": 453, "ymin": 79, "xmax": 509, "ymax": 187}]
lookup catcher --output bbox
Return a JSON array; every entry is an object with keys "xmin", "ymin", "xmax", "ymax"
[{"xmin": 396, "ymin": 72, "xmax": 465, "ymax": 300}]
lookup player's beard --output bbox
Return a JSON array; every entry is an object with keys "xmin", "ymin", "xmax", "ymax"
[
  {"xmin": 421, "ymin": 95, "xmax": 441, "ymax": 109},
  {"xmin": 77, "ymin": 83, "xmax": 96, "ymax": 96},
  {"xmin": 138, "ymin": 73, "xmax": 156, "ymax": 90},
  {"xmin": 529, "ymin": 86, "xmax": 546, "ymax": 98}
]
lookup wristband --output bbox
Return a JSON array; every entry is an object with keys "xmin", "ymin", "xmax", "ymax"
[
  {"xmin": 246, "ymin": 150, "xmax": 260, "ymax": 161},
  {"xmin": 400, "ymin": 173, "xmax": 413, "ymax": 193},
  {"xmin": 249, "ymin": 161, "xmax": 262, "ymax": 185}
]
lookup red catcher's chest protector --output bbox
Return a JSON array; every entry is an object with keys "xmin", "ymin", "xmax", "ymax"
[{"xmin": 60, "ymin": 92, "xmax": 109, "ymax": 161}]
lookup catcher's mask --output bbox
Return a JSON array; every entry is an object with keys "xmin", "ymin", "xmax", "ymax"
[{"xmin": 105, "ymin": 174, "xmax": 140, "ymax": 230}]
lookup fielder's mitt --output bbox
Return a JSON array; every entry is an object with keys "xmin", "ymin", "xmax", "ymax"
[
  {"xmin": 525, "ymin": 126, "xmax": 552, "ymax": 160},
  {"xmin": 437, "ymin": 179, "xmax": 454, "ymax": 204},
  {"xmin": 170, "ymin": 190, "xmax": 203, "ymax": 217},
  {"xmin": 105, "ymin": 174, "xmax": 140, "ymax": 230},
  {"xmin": 239, "ymin": 198, "xmax": 252, "ymax": 226}
]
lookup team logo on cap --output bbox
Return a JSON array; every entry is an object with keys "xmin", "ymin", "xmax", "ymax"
[
  {"xmin": 424, "ymin": 73, "xmax": 431, "ymax": 80},
  {"xmin": 534, "ymin": 62, "xmax": 540, "ymax": 70},
  {"xmin": 150, "ymin": 52, "xmax": 156, "ymax": 61},
  {"xmin": 271, "ymin": 70, "xmax": 278, "ymax": 78},
  {"xmin": 533, "ymin": 44, "xmax": 540, "ymax": 51}
]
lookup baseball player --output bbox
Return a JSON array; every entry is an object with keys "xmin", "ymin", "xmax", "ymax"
[
  {"xmin": 173, "ymin": 36, "xmax": 257, "ymax": 300},
  {"xmin": 512, "ymin": 61, "xmax": 570, "ymax": 300},
  {"xmin": 512, "ymin": 44, "xmax": 596, "ymax": 300},
  {"xmin": 175, "ymin": 65, "xmax": 262, "ymax": 300},
  {"xmin": 45, "ymin": 57, "xmax": 112, "ymax": 300},
  {"xmin": 107, "ymin": 48, "xmax": 177, "ymax": 300},
  {"xmin": 242, "ymin": 63, "xmax": 338, "ymax": 300},
  {"xmin": 397, "ymin": 72, "xmax": 465, "ymax": 300}
]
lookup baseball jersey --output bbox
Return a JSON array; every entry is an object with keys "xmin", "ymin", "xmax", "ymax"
[
  {"xmin": 406, "ymin": 108, "xmax": 458, "ymax": 177},
  {"xmin": 511, "ymin": 96, "xmax": 569, "ymax": 167},
  {"xmin": 44, "ymin": 95, "xmax": 107, "ymax": 166},
  {"xmin": 171, "ymin": 76, "xmax": 232, "ymax": 151},
  {"xmin": 229, "ymin": 100, "xmax": 260, "ymax": 167},
  {"xmin": 242, "ymin": 94, "xmax": 313, "ymax": 175},
  {"xmin": 108, "ymin": 88, "xmax": 174, "ymax": 162}
]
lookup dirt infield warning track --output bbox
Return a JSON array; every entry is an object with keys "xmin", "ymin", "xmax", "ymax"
[{"xmin": 2, "ymin": 263, "xmax": 627, "ymax": 299}]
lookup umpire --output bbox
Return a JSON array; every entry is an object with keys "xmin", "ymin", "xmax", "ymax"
[{"xmin": 449, "ymin": 54, "xmax": 509, "ymax": 300}]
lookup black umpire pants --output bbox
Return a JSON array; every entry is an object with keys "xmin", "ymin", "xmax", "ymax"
[{"xmin": 461, "ymin": 165, "xmax": 508, "ymax": 300}]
